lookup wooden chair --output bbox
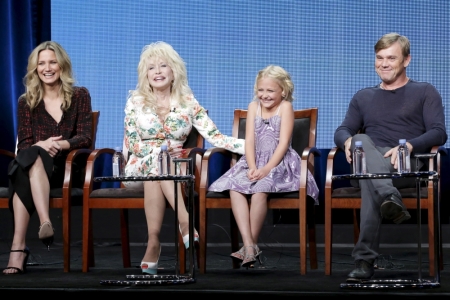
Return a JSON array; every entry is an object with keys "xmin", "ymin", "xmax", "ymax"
[
  {"xmin": 198, "ymin": 108, "xmax": 320, "ymax": 274},
  {"xmin": 324, "ymin": 145, "xmax": 447, "ymax": 276},
  {"xmin": 0, "ymin": 149, "xmax": 15, "ymax": 202},
  {"xmin": 0, "ymin": 111, "xmax": 100, "ymax": 272},
  {"xmin": 81, "ymin": 128, "xmax": 205, "ymax": 273}
]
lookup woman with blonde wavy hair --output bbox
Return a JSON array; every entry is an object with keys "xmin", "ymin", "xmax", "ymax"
[
  {"xmin": 123, "ymin": 41, "xmax": 245, "ymax": 275},
  {"xmin": 3, "ymin": 41, "xmax": 92, "ymax": 275}
]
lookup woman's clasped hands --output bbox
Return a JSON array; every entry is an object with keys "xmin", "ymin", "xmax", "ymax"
[
  {"xmin": 247, "ymin": 167, "xmax": 269, "ymax": 182},
  {"xmin": 35, "ymin": 136, "xmax": 63, "ymax": 157}
]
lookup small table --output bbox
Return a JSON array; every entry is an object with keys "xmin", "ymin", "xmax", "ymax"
[
  {"xmin": 332, "ymin": 170, "xmax": 440, "ymax": 289},
  {"xmin": 95, "ymin": 158, "xmax": 196, "ymax": 286}
]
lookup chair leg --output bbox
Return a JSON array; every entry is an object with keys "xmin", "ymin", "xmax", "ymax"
[
  {"xmin": 196, "ymin": 244, "xmax": 201, "ymax": 271},
  {"xmin": 307, "ymin": 199, "xmax": 318, "ymax": 270},
  {"xmin": 324, "ymin": 197, "xmax": 332, "ymax": 275},
  {"xmin": 230, "ymin": 212, "xmax": 240, "ymax": 269},
  {"xmin": 194, "ymin": 201, "xmax": 201, "ymax": 269},
  {"xmin": 299, "ymin": 203, "xmax": 307, "ymax": 275},
  {"xmin": 178, "ymin": 233, "xmax": 186, "ymax": 274},
  {"xmin": 427, "ymin": 195, "xmax": 444, "ymax": 276},
  {"xmin": 88, "ymin": 215, "xmax": 95, "ymax": 268},
  {"xmin": 62, "ymin": 201, "xmax": 71, "ymax": 272},
  {"xmin": 82, "ymin": 207, "xmax": 93, "ymax": 272},
  {"xmin": 426, "ymin": 202, "xmax": 436, "ymax": 277},
  {"xmin": 199, "ymin": 208, "xmax": 207, "ymax": 274},
  {"xmin": 308, "ymin": 227, "xmax": 317, "ymax": 269},
  {"xmin": 119, "ymin": 209, "xmax": 131, "ymax": 268},
  {"xmin": 440, "ymin": 221, "xmax": 444, "ymax": 271},
  {"xmin": 352, "ymin": 209, "xmax": 360, "ymax": 244}
]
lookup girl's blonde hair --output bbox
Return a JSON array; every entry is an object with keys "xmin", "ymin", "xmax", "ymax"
[
  {"xmin": 22, "ymin": 41, "xmax": 75, "ymax": 111},
  {"xmin": 130, "ymin": 41, "xmax": 192, "ymax": 110},
  {"xmin": 253, "ymin": 65, "xmax": 294, "ymax": 102}
]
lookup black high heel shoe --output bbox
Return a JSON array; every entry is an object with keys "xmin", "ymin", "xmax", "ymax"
[
  {"xmin": 38, "ymin": 221, "xmax": 54, "ymax": 250},
  {"xmin": 3, "ymin": 248, "xmax": 30, "ymax": 275}
]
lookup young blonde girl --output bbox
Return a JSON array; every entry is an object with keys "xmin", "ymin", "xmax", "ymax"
[{"xmin": 209, "ymin": 65, "xmax": 319, "ymax": 268}]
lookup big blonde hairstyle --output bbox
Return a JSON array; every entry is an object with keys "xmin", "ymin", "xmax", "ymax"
[
  {"xmin": 22, "ymin": 41, "xmax": 75, "ymax": 111},
  {"xmin": 253, "ymin": 65, "xmax": 294, "ymax": 103},
  {"xmin": 130, "ymin": 41, "xmax": 192, "ymax": 110}
]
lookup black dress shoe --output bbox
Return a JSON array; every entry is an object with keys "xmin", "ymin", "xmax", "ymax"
[
  {"xmin": 347, "ymin": 259, "xmax": 374, "ymax": 282},
  {"xmin": 380, "ymin": 193, "xmax": 411, "ymax": 224}
]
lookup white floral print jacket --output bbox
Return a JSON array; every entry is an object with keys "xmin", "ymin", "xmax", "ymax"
[{"xmin": 124, "ymin": 94, "xmax": 245, "ymax": 176}]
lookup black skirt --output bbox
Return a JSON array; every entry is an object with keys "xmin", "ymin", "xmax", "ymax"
[{"xmin": 7, "ymin": 146, "xmax": 65, "ymax": 215}]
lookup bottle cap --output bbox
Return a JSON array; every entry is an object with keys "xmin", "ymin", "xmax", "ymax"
[
  {"xmin": 355, "ymin": 141, "xmax": 362, "ymax": 146},
  {"xmin": 161, "ymin": 144, "xmax": 168, "ymax": 151},
  {"xmin": 399, "ymin": 139, "xmax": 406, "ymax": 144},
  {"xmin": 114, "ymin": 146, "xmax": 121, "ymax": 151}
]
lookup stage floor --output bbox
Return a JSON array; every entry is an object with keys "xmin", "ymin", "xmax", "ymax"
[{"xmin": 1, "ymin": 238, "xmax": 449, "ymax": 298}]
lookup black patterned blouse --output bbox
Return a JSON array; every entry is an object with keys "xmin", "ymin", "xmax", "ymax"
[{"xmin": 16, "ymin": 86, "xmax": 93, "ymax": 155}]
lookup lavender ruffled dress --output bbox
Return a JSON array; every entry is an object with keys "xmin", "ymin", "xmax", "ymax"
[{"xmin": 208, "ymin": 105, "xmax": 319, "ymax": 204}]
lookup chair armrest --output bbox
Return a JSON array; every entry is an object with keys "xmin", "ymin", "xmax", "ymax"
[
  {"xmin": 431, "ymin": 145, "xmax": 448, "ymax": 160},
  {"xmin": 0, "ymin": 149, "xmax": 15, "ymax": 159},
  {"xmin": 325, "ymin": 147, "xmax": 341, "ymax": 190},
  {"xmin": 83, "ymin": 148, "xmax": 115, "ymax": 194},
  {"xmin": 182, "ymin": 147, "xmax": 206, "ymax": 192},
  {"xmin": 199, "ymin": 147, "xmax": 234, "ymax": 193},
  {"xmin": 299, "ymin": 146, "xmax": 321, "ymax": 190},
  {"xmin": 430, "ymin": 145, "xmax": 447, "ymax": 155},
  {"xmin": 63, "ymin": 148, "xmax": 94, "ymax": 188},
  {"xmin": 413, "ymin": 145, "xmax": 447, "ymax": 173},
  {"xmin": 301, "ymin": 146, "xmax": 321, "ymax": 172},
  {"xmin": 183, "ymin": 146, "xmax": 206, "ymax": 171},
  {"xmin": 300, "ymin": 146, "xmax": 321, "ymax": 158},
  {"xmin": 427, "ymin": 145, "xmax": 446, "ymax": 174}
]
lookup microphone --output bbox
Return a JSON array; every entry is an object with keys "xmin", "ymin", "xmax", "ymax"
[
  {"xmin": 170, "ymin": 108, "xmax": 176, "ymax": 112},
  {"xmin": 263, "ymin": 119, "xmax": 269, "ymax": 124}
]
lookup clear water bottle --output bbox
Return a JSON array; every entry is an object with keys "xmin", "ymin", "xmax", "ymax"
[
  {"xmin": 397, "ymin": 139, "xmax": 411, "ymax": 173},
  {"xmin": 112, "ymin": 146, "xmax": 125, "ymax": 177},
  {"xmin": 158, "ymin": 144, "xmax": 171, "ymax": 176},
  {"xmin": 353, "ymin": 141, "xmax": 366, "ymax": 175}
]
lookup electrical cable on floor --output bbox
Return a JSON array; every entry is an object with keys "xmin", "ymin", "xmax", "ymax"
[
  {"xmin": 1, "ymin": 238, "xmax": 69, "ymax": 267},
  {"xmin": 375, "ymin": 254, "xmax": 403, "ymax": 270}
]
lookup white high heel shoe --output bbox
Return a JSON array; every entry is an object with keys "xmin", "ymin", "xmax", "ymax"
[
  {"xmin": 179, "ymin": 225, "xmax": 199, "ymax": 249},
  {"xmin": 141, "ymin": 246, "xmax": 161, "ymax": 275}
]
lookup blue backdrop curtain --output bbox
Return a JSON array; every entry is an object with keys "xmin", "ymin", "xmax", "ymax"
[
  {"xmin": 0, "ymin": 0, "xmax": 50, "ymax": 186},
  {"xmin": 0, "ymin": 0, "xmax": 50, "ymax": 152}
]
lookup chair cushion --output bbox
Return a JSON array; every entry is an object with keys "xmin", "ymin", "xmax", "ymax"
[
  {"xmin": 332, "ymin": 187, "xmax": 428, "ymax": 198},
  {"xmin": 0, "ymin": 187, "xmax": 84, "ymax": 199},
  {"xmin": 91, "ymin": 188, "xmax": 198, "ymax": 199},
  {"xmin": 206, "ymin": 190, "xmax": 300, "ymax": 199},
  {"xmin": 269, "ymin": 191, "xmax": 299, "ymax": 198},
  {"xmin": 49, "ymin": 188, "xmax": 84, "ymax": 198},
  {"xmin": 0, "ymin": 187, "xmax": 8, "ymax": 198},
  {"xmin": 91, "ymin": 188, "xmax": 145, "ymax": 198},
  {"xmin": 206, "ymin": 191, "xmax": 230, "ymax": 198}
]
